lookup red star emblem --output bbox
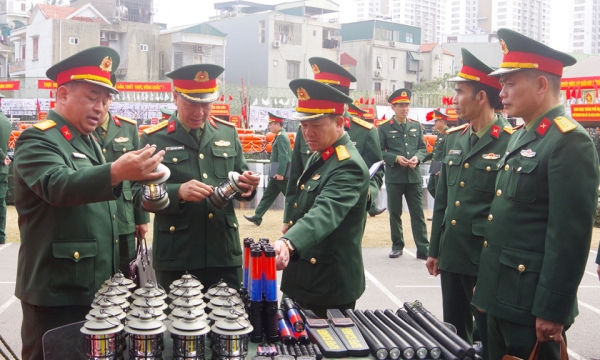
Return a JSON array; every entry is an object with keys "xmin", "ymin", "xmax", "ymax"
[
  {"xmin": 536, "ymin": 118, "xmax": 551, "ymax": 137},
  {"xmin": 490, "ymin": 124, "xmax": 500, "ymax": 139},
  {"xmin": 60, "ymin": 125, "xmax": 73, "ymax": 140}
]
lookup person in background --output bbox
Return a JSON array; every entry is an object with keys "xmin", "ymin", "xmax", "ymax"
[{"xmin": 0, "ymin": 97, "xmax": 11, "ymax": 244}]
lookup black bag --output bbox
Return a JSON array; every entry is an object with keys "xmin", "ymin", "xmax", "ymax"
[{"xmin": 129, "ymin": 235, "xmax": 156, "ymax": 288}]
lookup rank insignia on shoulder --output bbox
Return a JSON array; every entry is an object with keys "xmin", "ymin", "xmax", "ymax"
[
  {"xmin": 33, "ymin": 120, "xmax": 56, "ymax": 131},
  {"xmin": 352, "ymin": 117, "xmax": 374, "ymax": 129},
  {"xmin": 503, "ymin": 126, "xmax": 516, "ymax": 135},
  {"xmin": 115, "ymin": 115, "xmax": 137, "ymax": 125},
  {"xmin": 482, "ymin": 153, "xmax": 500, "ymax": 159},
  {"xmin": 166, "ymin": 146, "xmax": 185, "ymax": 151},
  {"xmin": 520, "ymin": 149, "xmax": 536, "ymax": 157},
  {"xmin": 554, "ymin": 116, "xmax": 577, "ymax": 133},
  {"xmin": 335, "ymin": 145, "xmax": 351, "ymax": 161},
  {"xmin": 114, "ymin": 137, "xmax": 129, "ymax": 143},
  {"xmin": 214, "ymin": 140, "xmax": 231, "ymax": 147},
  {"xmin": 212, "ymin": 116, "xmax": 235, "ymax": 127},
  {"xmin": 143, "ymin": 121, "xmax": 168, "ymax": 134},
  {"xmin": 446, "ymin": 123, "xmax": 469, "ymax": 134},
  {"xmin": 378, "ymin": 119, "xmax": 390, "ymax": 125},
  {"xmin": 312, "ymin": 174, "xmax": 321, "ymax": 180}
]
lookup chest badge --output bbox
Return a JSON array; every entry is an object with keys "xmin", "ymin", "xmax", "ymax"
[
  {"xmin": 166, "ymin": 146, "xmax": 185, "ymax": 151},
  {"xmin": 409, "ymin": 128, "xmax": 417, "ymax": 132},
  {"xmin": 114, "ymin": 137, "xmax": 129, "ymax": 143},
  {"xmin": 215, "ymin": 140, "xmax": 231, "ymax": 147},
  {"xmin": 389, "ymin": 130, "xmax": 398, "ymax": 133},
  {"xmin": 482, "ymin": 153, "xmax": 500, "ymax": 160},
  {"xmin": 312, "ymin": 174, "xmax": 321, "ymax": 180},
  {"xmin": 448, "ymin": 149, "xmax": 462, "ymax": 155},
  {"xmin": 520, "ymin": 149, "xmax": 536, "ymax": 158},
  {"xmin": 72, "ymin": 152, "xmax": 87, "ymax": 159}
]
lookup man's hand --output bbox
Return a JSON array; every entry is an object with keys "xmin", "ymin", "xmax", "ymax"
[
  {"xmin": 178, "ymin": 180, "xmax": 214, "ymax": 202},
  {"xmin": 135, "ymin": 223, "xmax": 149, "ymax": 239},
  {"xmin": 425, "ymin": 257, "xmax": 440, "ymax": 276},
  {"xmin": 397, "ymin": 156, "xmax": 409, "ymax": 166},
  {"xmin": 110, "ymin": 145, "xmax": 165, "ymax": 186},
  {"xmin": 273, "ymin": 239, "xmax": 290, "ymax": 270},
  {"xmin": 408, "ymin": 156, "xmax": 419, "ymax": 169},
  {"xmin": 282, "ymin": 225, "xmax": 289, "ymax": 234},
  {"xmin": 3, "ymin": 156, "xmax": 10, "ymax": 166},
  {"xmin": 536, "ymin": 317, "xmax": 563, "ymax": 343},
  {"xmin": 274, "ymin": 174, "xmax": 284, "ymax": 180},
  {"xmin": 237, "ymin": 171, "xmax": 261, "ymax": 197}
]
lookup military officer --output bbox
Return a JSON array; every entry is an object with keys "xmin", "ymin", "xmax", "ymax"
[
  {"xmin": 96, "ymin": 87, "xmax": 149, "ymax": 276},
  {"xmin": 378, "ymin": 89, "xmax": 429, "ymax": 259},
  {"xmin": 0, "ymin": 99, "xmax": 11, "ymax": 244},
  {"xmin": 282, "ymin": 57, "xmax": 384, "ymax": 233},
  {"xmin": 423, "ymin": 109, "xmax": 449, "ymax": 199},
  {"xmin": 426, "ymin": 49, "xmax": 511, "ymax": 354},
  {"xmin": 14, "ymin": 47, "xmax": 164, "ymax": 360},
  {"xmin": 471, "ymin": 29, "xmax": 599, "ymax": 359},
  {"xmin": 161, "ymin": 108, "xmax": 173, "ymax": 120},
  {"xmin": 244, "ymin": 112, "xmax": 291, "ymax": 226},
  {"xmin": 273, "ymin": 78, "xmax": 369, "ymax": 319},
  {"xmin": 133, "ymin": 64, "xmax": 260, "ymax": 291}
]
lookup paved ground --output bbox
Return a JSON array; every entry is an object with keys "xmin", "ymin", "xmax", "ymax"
[{"xmin": 0, "ymin": 243, "xmax": 598, "ymax": 359}]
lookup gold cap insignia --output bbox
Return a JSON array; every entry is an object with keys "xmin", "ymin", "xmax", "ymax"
[
  {"xmin": 99, "ymin": 56, "xmax": 112, "ymax": 72},
  {"xmin": 500, "ymin": 39, "xmax": 509, "ymax": 55},
  {"xmin": 401, "ymin": 91, "xmax": 407, "ymax": 97},
  {"xmin": 297, "ymin": 87, "xmax": 310, "ymax": 101},
  {"xmin": 311, "ymin": 64, "xmax": 320, "ymax": 74},
  {"xmin": 353, "ymin": 99, "xmax": 361, "ymax": 107},
  {"xmin": 194, "ymin": 71, "xmax": 209, "ymax": 83}
]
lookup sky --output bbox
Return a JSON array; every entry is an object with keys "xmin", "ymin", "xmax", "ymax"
[{"xmin": 31, "ymin": 0, "xmax": 572, "ymax": 51}]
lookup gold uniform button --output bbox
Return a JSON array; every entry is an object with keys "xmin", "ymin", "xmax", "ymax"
[
  {"xmin": 460, "ymin": 181, "xmax": 465, "ymax": 187},
  {"xmin": 170, "ymin": 226, "xmax": 175, "ymax": 233},
  {"xmin": 294, "ymin": 203, "xmax": 298, "ymax": 209},
  {"xmin": 122, "ymin": 148, "xmax": 127, "ymax": 153},
  {"xmin": 464, "ymin": 163, "xmax": 469, "ymax": 169},
  {"xmin": 115, "ymin": 239, "xmax": 118, "ymax": 244},
  {"xmin": 518, "ymin": 264, "xmax": 525, "ymax": 273},
  {"xmin": 455, "ymin": 201, "xmax": 460, "ymax": 207},
  {"xmin": 208, "ymin": 213, "xmax": 214, "ymax": 219},
  {"xmin": 112, "ymin": 215, "xmax": 116, "ymax": 220},
  {"xmin": 517, "ymin": 167, "xmax": 522, "ymax": 172},
  {"xmin": 288, "ymin": 221, "xmax": 293, "ymax": 226},
  {"xmin": 203, "ymin": 173, "xmax": 208, "ymax": 179},
  {"xmin": 488, "ymin": 214, "xmax": 493, "ymax": 221},
  {"xmin": 306, "ymin": 150, "xmax": 310, "ymax": 154},
  {"xmin": 223, "ymin": 152, "xmax": 228, "ymax": 158},
  {"xmin": 405, "ymin": 143, "xmax": 408, "ymax": 146},
  {"xmin": 310, "ymin": 258, "xmax": 317, "ymax": 264},
  {"xmin": 486, "ymin": 166, "xmax": 491, "ymax": 172},
  {"xmin": 449, "ymin": 161, "xmax": 453, "ymax": 166},
  {"xmin": 483, "ymin": 241, "xmax": 488, "ymax": 248},
  {"xmin": 73, "ymin": 251, "xmax": 80, "ymax": 260},
  {"xmin": 102, "ymin": 148, "xmax": 107, "ymax": 153},
  {"xmin": 451, "ymin": 220, "xmax": 457, "ymax": 225},
  {"xmin": 173, "ymin": 157, "xmax": 178, "ymax": 163},
  {"xmin": 300, "ymin": 184, "xmax": 305, "ymax": 190},
  {"xmin": 505, "ymin": 164, "xmax": 510, "ymax": 171},
  {"xmin": 199, "ymin": 154, "xmax": 204, "ymax": 159},
  {"xmin": 233, "ymin": 223, "xmax": 238, "ymax": 228},
  {"xmin": 497, "ymin": 189, "xmax": 502, "ymax": 196}
]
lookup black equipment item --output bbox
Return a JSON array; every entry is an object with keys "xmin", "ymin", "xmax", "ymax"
[
  {"xmin": 344, "ymin": 310, "xmax": 388, "ymax": 360},
  {"xmin": 353, "ymin": 310, "xmax": 401, "ymax": 360},
  {"xmin": 326, "ymin": 309, "xmax": 370, "ymax": 357},
  {"xmin": 305, "ymin": 318, "xmax": 348, "ymax": 358},
  {"xmin": 398, "ymin": 308, "xmax": 460, "ymax": 360},
  {"xmin": 375, "ymin": 310, "xmax": 429, "ymax": 359},
  {"xmin": 364, "ymin": 310, "xmax": 415, "ymax": 360}
]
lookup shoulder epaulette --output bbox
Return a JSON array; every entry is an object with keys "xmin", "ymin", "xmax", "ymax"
[
  {"xmin": 352, "ymin": 117, "xmax": 374, "ymax": 129},
  {"xmin": 446, "ymin": 123, "xmax": 469, "ymax": 134},
  {"xmin": 554, "ymin": 116, "xmax": 577, "ymax": 133},
  {"xmin": 212, "ymin": 116, "xmax": 235, "ymax": 127},
  {"xmin": 503, "ymin": 126, "xmax": 516, "ymax": 135},
  {"xmin": 335, "ymin": 145, "xmax": 351, "ymax": 161},
  {"xmin": 143, "ymin": 121, "xmax": 168, "ymax": 134},
  {"xmin": 378, "ymin": 119, "xmax": 391, "ymax": 126},
  {"xmin": 33, "ymin": 120, "xmax": 56, "ymax": 131},
  {"xmin": 115, "ymin": 115, "xmax": 137, "ymax": 125}
]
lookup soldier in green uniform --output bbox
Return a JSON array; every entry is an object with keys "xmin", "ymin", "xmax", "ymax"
[
  {"xmin": 244, "ymin": 112, "xmax": 291, "ymax": 226},
  {"xmin": 96, "ymin": 86, "xmax": 150, "ymax": 276},
  {"xmin": 161, "ymin": 108, "xmax": 174, "ymax": 120},
  {"xmin": 471, "ymin": 29, "xmax": 600, "ymax": 359},
  {"xmin": 273, "ymin": 78, "xmax": 368, "ymax": 318},
  {"xmin": 426, "ymin": 49, "xmax": 511, "ymax": 356},
  {"xmin": 0, "ymin": 99, "xmax": 11, "ymax": 244},
  {"xmin": 283, "ymin": 57, "xmax": 384, "ymax": 233},
  {"xmin": 423, "ymin": 109, "xmax": 449, "ymax": 200},
  {"xmin": 14, "ymin": 47, "xmax": 165, "ymax": 360},
  {"xmin": 133, "ymin": 64, "xmax": 261, "ymax": 291},
  {"xmin": 378, "ymin": 89, "xmax": 429, "ymax": 259}
]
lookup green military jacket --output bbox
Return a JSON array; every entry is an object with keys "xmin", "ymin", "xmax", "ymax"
[
  {"xmin": 14, "ymin": 110, "xmax": 120, "ymax": 307},
  {"xmin": 378, "ymin": 116, "xmax": 427, "ymax": 184},
  {"xmin": 0, "ymin": 112, "xmax": 11, "ymax": 175},
  {"xmin": 284, "ymin": 115, "xmax": 383, "ymax": 223},
  {"xmin": 271, "ymin": 129, "xmax": 291, "ymax": 177},
  {"xmin": 430, "ymin": 116, "xmax": 512, "ymax": 276},
  {"xmin": 472, "ymin": 105, "xmax": 599, "ymax": 327},
  {"xmin": 281, "ymin": 132, "xmax": 369, "ymax": 305},
  {"xmin": 95, "ymin": 112, "xmax": 149, "ymax": 235},
  {"xmin": 133, "ymin": 113, "xmax": 254, "ymax": 272}
]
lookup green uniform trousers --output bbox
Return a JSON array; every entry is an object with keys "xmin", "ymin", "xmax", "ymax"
[
  {"xmin": 427, "ymin": 173, "xmax": 439, "ymax": 199},
  {"xmin": 118, "ymin": 232, "xmax": 136, "ymax": 278},
  {"xmin": 441, "ymin": 271, "xmax": 488, "ymax": 358},
  {"xmin": 0, "ymin": 174, "xmax": 7, "ymax": 244},
  {"xmin": 487, "ymin": 314, "xmax": 566, "ymax": 360},
  {"xmin": 21, "ymin": 301, "xmax": 90, "ymax": 360},
  {"xmin": 156, "ymin": 266, "xmax": 243, "ymax": 292},
  {"xmin": 386, "ymin": 182, "xmax": 428, "ymax": 256},
  {"xmin": 253, "ymin": 178, "xmax": 288, "ymax": 221}
]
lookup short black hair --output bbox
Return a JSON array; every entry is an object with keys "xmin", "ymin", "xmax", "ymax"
[
  {"xmin": 525, "ymin": 69, "xmax": 561, "ymax": 95},
  {"xmin": 468, "ymin": 81, "xmax": 503, "ymax": 111}
]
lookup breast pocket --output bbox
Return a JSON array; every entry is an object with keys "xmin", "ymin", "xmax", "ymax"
[
  {"xmin": 295, "ymin": 249, "xmax": 335, "ymax": 295},
  {"xmin": 496, "ymin": 248, "xmax": 543, "ymax": 310},
  {"xmin": 442, "ymin": 155, "xmax": 463, "ymax": 186},
  {"xmin": 212, "ymin": 147, "xmax": 237, "ymax": 179},
  {"xmin": 407, "ymin": 132, "xmax": 419, "ymax": 146},
  {"xmin": 472, "ymin": 160, "xmax": 501, "ymax": 192},
  {"xmin": 71, "ymin": 156, "xmax": 94, "ymax": 170},
  {"xmin": 505, "ymin": 157, "xmax": 538, "ymax": 203},
  {"xmin": 112, "ymin": 142, "xmax": 134, "ymax": 159},
  {"xmin": 157, "ymin": 215, "xmax": 189, "ymax": 261},
  {"xmin": 50, "ymin": 240, "xmax": 98, "ymax": 293},
  {"xmin": 300, "ymin": 178, "xmax": 321, "ymax": 213},
  {"xmin": 163, "ymin": 151, "xmax": 192, "ymax": 182}
]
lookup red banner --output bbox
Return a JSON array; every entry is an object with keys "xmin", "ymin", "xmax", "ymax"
[
  {"xmin": 361, "ymin": 107, "xmax": 375, "ymax": 120},
  {"xmin": 0, "ymin": 81, "xmax": 20, "ymax": 90},
  {"xmin": 230, "ymin": 115, "xmax": 241, "ymax": 128},
  {"xmin": 446, "ymin": 107, "xmax": 458, "ymax": 120},
  {"xmin": 570, "ymin": 104, "xmax": 600, "ymax": 122},
  {"xmin": 38, "ymin": 79, "xmax": 58, "ymax": 89},
  {"xmin": 115, "ymin": 82, "xmax": 172, "ymax": 92},
  {"xmin": 211, "ymin": 103, "xmax": 230, "ymax": 116}
]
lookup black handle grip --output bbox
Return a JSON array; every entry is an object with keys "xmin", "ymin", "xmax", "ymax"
[
  {"xmin": 364, "ymin": 310, "xmax": 413, "ymax": 359},
  {"xmin": 250, "ymin": 300, "xmax": 263, "ymax": 343},
  {"xmin": 394, "ymin": 309, "xmax": 456, "ymax": 360},
  {"xmin": 384, "ymin": 309, "xmax": 439, "ymax": 359},
  {"xmin": 264, "ymin": 300, "xmax": 279, "ymax": 342},
  {"xmin": 345, "ymin": 309, "xmax": 388, "ymax": 360}
]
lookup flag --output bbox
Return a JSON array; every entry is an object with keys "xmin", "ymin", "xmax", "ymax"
[
  {"xmin": 36, "ymin": 98, "xmax": 40, "ymax": 113},
  {"xmin": 49, "ymin": 91, "xmax": 53, "ymax": 98},
  {"xmin": 594, "ymin": 81, "xmax": 599, "ymax": 98},
  {"xmin": 252, "ymin": 98, "xmax": 258, "ymax": 106},
  {"xmin": 359, "ymin": 97, "xmax": 364, "ymax": 104},
  {"xmin": 371, "ymin": 98, "xmax": 375, "ymax": 105},
  {"xmin": 219, "ymin": 94, "xmax": 225, "ymax": 102},
  {"xmin": 566, "ymin": 84, "xmax": 570, "ymax": 100},
  {"xmin": 229, "ymin": 94, "xmax": 233, "ymax": 101}
]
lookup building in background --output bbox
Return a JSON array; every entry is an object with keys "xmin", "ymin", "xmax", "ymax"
[
  {"xmin": 442, "ymin": 42, "xmax": 502, "ymax": 74},
  {"xmin": 568, "ymin": 0, "xmax": 599, "ymax": 54},
  {"xmin": 419, "ymin": 43, "xmax": 454, "ymax": 82},
  {"xmin": 70, "ymin": 0, "xmax": 155, "ymax": 24}
]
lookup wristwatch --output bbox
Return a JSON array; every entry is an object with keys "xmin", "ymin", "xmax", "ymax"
[{"xmin": 282, "ymin": 239, "xmax": 296, "ymax": 256}]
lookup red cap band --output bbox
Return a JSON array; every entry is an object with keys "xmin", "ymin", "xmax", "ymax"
[
  {"xmin": 296, "ymin": 99, "xmax": 345, "ymax": 115},
  {"xmin": 56, "ymin": 66, "xmax": 111, "ymax": 87},
  {"xmin": 173, "ymin": 78, "xmax": 218, "ymax": 93},
  {"xmin": 501, "ymin": 51, "xmax": 564, "ymax": 76},
  {"xmin": 314, "ymin": 71, "xmax": 351, "ymax": 88},
  {"xmin": 459, "ymin": 65, "xmax": 502, "ymax": 90},
  {"xmin": 391, "ymin": 96, "xmax": 410, "ymax": 104}
]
